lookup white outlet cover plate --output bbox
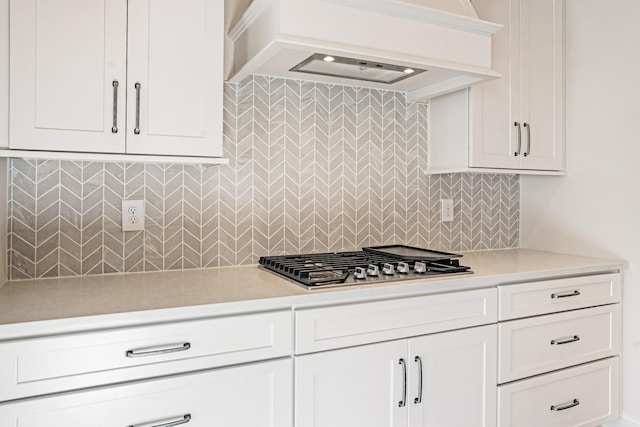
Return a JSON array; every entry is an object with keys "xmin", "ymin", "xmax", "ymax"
[
  {"xmin": 441, "ymin": 199, "xmax": 454, "ymax": 222},
  {"xmin": 122, "ymin": 200, "xmax": 145, "ymax": 232}
]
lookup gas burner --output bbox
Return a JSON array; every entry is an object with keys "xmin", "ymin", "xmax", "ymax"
[{"xmin": 258, "ymin": 245, "xmax": 472, "ymax": 289}]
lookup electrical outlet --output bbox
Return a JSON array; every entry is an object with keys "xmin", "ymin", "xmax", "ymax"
[
  {"xmin": 441, "ymin": 199, "xmax": 454, "ymax": 222},
  {"xmin": 122, "ymin": 200, "xmax": 145, "ymax": 232}
]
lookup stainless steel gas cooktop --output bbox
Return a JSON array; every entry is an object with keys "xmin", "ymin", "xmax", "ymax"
[{"xmin": 258, "ymin": 245, "xmax": 472, "ymax": 289}]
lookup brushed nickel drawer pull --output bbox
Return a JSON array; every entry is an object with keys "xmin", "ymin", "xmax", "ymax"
[
  {"xmin": 126, "ymin": 342, "xmax": 191, "ymax": 358},
  {"xmin": 514, "ymin": 122, "xmax": 522, "ymax": 156},
  {"xmin": 523, "ymin": 122, "xmax": 531, "ymax": 157},
  {"xmin": 550, "ymin": 335, "xmax": 580, "ymax": 345},
  {"xmin": 551, "ymin": 290, "xmax": 581, "ymax": 299},
  {"xmin": 128, "ymin": 414, "xmax": 191, "ymax": 427},
  {"xmin": 550, "ymin": 399, "xmax": 580, "ymax": 412},
  {"xmin": 398, "ymin": 358, "xmax": 407, "ymax": 407}
]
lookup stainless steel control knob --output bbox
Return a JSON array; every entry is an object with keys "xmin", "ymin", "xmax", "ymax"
[
  {"xmin": 397, "ymin": 262, "xmax": 410, "ymax": 274},
  {"xmin": 366, "ymin": 264, "xmax": 380, "ymax": 276},
  {"xmin": 354, "ymin": 266, "xmax": 367, "ymax": 279},
  {"xmin": 382, "ymin": 263, "xmax": 395, "ymax": 275},
  {"xmin": 414, "ymin": 261, "xmax": 427, "ymax": 274}
]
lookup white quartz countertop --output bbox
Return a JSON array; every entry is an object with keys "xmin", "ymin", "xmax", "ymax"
[{"xmin": 0, "ymin": 249, "xmax": 627, "ymax": 340}]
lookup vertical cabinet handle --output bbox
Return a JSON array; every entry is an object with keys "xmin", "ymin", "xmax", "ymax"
[
  {"xmin": 514, "ymin": 122, "xmax": 522, "ymax": 156},
  {"xmin": 134, "ymin": 82, "xmax": 142, "ymax": 135},
  {"xmin": 112, "ymin": 80, "xmax": 119, "ymax": 133},
  {"xmin": 523, "ymin": 123, "xmax": 531, "ymax": 157},
  {"xmin": 128, "ymin": 414, "xmax": 191, "ymax": 427},
  {"xmin": 398, "ymin": 358, "xmax": 407, "ymax": 408},
  {"xmin": 550, "ymin": 399, "xmax": 580, "ymax": 412},
  {"xmin": 413, "ymin": 356, "xmax": 423, "ymax": 404}
]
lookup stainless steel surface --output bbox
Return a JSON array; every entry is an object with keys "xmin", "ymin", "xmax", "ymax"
[
  {"xmin": 134, "ymin": 82, "xmax": 141, "ymax": 135},
  {"xmin": 514, "ymin": 122, "xmax": 522, "ymax": 156},
  {"xmin": 398, "ymin": 358, "xmax": 407, "ymax": 408},
  {"xmin": 112, "ymin": 80, "xmax": 119, "ymax": 134},
  {"xmin": 524, "ymin": 122, "xmax": 531, "ymax": 157},
  {"xmin": 550, "ymin": 335, "xmax": 581, "ymax": 345},
  {"xmin": 414, "ymin": 355, "xmax": 423, "ymax": 404},
  {"xmin": 550, "ymin": 399, "xmax": 580, "ymax": 412},
  {"xmin": 128, "ymin": 414, "xmax": 192, "ymax": 427},
  {"xmin": 125, "ymin": 342, "xmax": 191, "ymax": 358},
  {"xmin": 551, "ymin": 290, "xmax": 581, "ymax": 299}
]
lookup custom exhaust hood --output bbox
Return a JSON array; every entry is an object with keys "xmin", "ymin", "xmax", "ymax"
[{"xmin": 227, "ymin": 0, "xmax": 502, "ymax": 101}]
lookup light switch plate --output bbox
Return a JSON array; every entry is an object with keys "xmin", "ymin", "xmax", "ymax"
[
  {"xmin": 441, "ymin": 199, "xmax": 454, "ymax": 222},
  {"xmin": 122, "ymin": 200, "xmax": 145, "ymax": 232}
]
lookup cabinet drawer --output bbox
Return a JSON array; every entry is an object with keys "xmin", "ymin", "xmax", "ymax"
[
  {"xmin": 498, "ymin": 273, "xmax": 620, "ymax": 320},
  {"xmin": 0, "ymin": 358, "xmax": 292, "ymax": 427},
  {"xmin": 0, "ymin": 310, "xmax": 291, "ymax": 401},
  {"xmin": 295, "ymin": 288, "xmax": 496, "ymax": 354},
  {"xmin": 498, "ymin": 357, "xmax": 619, "ymax": 427},
  {"xmin": 499, "ymin": 304, "xmax": 620, "ymax": 383}
]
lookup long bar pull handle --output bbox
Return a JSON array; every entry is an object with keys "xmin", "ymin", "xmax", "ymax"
[
  {"xmin": 550, "ymin": 399, "xmax": 580, "ymax": 412},
  {"xmin": 414, "ymin": 356, "xmax": 423, "ymax": 404},
  {"xmin": 112, "ymin": 80, "xmax": 119, "ymax": 133},
  {"xmin": 551, "ymin": 335, "xmax": 580, "ymax": 345},
  {"xmin": 128, "ymin": 414, "xmax": 191, "ymax": 427},
  {"xmin": 134, "ymin": 82, "xmax": 142, "ymax": 135},
  {"xmin": 126, "ymin": 342, "xmax": 191, "ymax": 358},
  {"xmin": 551, "ymin": 290, "xmax": 581, "ymax": 299},
  {"xmin": 398, "ymin": 358, "xmax": 407, "ymax": 408},
  {"xmin": 514, "ymin": 122, "xmax": 522, "ymax": 156},
  {"xmin": 524, "ymin": 122, "xmax": 531, "ymax": 157}
]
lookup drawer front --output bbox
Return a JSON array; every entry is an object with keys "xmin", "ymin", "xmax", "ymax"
[
  {"xmin": 295, "ymin": 288, "xmax": 497, "ymax": 354},
  {"xmin": 0, "ymin": 310, "xmax": 292, "ymax": 401},
  {"xmin": 498, "ymin": 273, "xmax": 620, "ymax": 320},
  {"xmin": 498, "ymin": 357, "xmax": 619, "ymax": 427},
  {"xmin": 0, "ymin": 358, "xmax": 292, "ymax": 427},
  {"xmin": 499, "ymin": 304, "xmax": 620, "ymax": 383}
]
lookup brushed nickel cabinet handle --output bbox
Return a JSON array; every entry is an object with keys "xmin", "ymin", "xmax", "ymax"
[
  {"xmin": 398, "ymin": 358, "xmax": 407, "ymax": 408},
  {"xmin": 550, "ymin": 399, "xmax": 580, "ymax": 412},
  {"xmin": 414, "ymin": 356, "xmax": 423, "ymax": 404},
  {"xmin": 112, "ymin": 80, "xmax": 119, "ymax": 133},
  {"xmin": 514, "ymin": 122, "xmax": 522, "ymax": 156},
  {"xmin": 551, "ymin": 335, "xmax": 580, "ymax": 345},
  {"xmin": 551, "ymin": 290, "xmax": 581, "ymax": 299},
  {"xmin": 125, "ymin": 342, "xmax": 191, "ymax": 358},
  {"xmin": 134, "ymin": 82, "xmax": 142, "ymax": 135},
  {"xmin": 128, "ymin": 414, "xmax": 191, "ymax": 427},
  {"xmin": 523, "ymin": 122, "xmax": 531, "ymax": 157}
]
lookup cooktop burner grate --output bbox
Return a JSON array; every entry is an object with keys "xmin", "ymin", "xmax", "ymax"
[{"xmin": 259, "ymin": 247, "xmax": 471, "ymax": 289}]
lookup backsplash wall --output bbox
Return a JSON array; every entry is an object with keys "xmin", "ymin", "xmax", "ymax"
[{"xmin": 7, "ymin": 76, "xmax": 519, "ymax": 280}]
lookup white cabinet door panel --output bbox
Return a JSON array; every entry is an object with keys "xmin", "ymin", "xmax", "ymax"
[
  {"xmin": 408, "ymin": 325, "xmax": 497, "ymax": 427},
  {"xmin": 9, "ymin": 0, "xmax": 127, "ymax": 152},
  {"xmin": 295, "ymin": 340, "xmax": 407, "ymax": 427},
  {"xmin": 126, "ymin": 0, "xmax": 223, "ymax": 157}
]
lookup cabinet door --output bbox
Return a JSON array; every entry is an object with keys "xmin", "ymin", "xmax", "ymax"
[
  {"xmin": 408, "ymin": 325, "xmax": 498, "ymax": 427},
  {"xmin": 9, "ymin": 0, "xmax": 127, "ymax": 153},
  {"xmin": 518, "ymin": 0, "xmax": 564, "ymax": 171},
  {"xmin": 295, "ymin": 340, "xmax": 408, "ymax": 427},
  {"xmin": 468, "ymin": 0, "xmax": 520, "ymax": 170},
  {"xmin": 126, "ymin": 0, "xmax": 223, "ymax": 157},
  {"xmin": 0, "ymin": 359, "xmax": 292, "ymax": 427}
]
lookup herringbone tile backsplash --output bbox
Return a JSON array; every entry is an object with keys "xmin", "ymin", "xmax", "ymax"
[{"xmin": 7, "ymin": 76, "xmax": 519, "ymax": 280}]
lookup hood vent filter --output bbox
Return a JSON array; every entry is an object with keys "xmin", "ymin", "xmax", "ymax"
[{"xmin": 290, "ymin": 53, "xmax": 427, "ymax": 84}]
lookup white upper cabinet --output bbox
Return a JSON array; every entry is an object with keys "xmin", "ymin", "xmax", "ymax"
[
  {"xmin": 428, "ymin": 0, "xmax": 565, "ymax": 174},
  {"xmin": 9, "ymin": 0, "xmax": 223, "ymax": 159}
]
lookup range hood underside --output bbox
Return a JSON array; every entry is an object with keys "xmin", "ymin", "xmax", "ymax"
[{"xmin": 228, "ymin": 0, "xmax": 502, "ymax": 101}]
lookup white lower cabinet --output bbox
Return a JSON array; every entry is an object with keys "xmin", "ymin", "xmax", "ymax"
[
  {"xmin": 0, "ymin": 358, "xmax": 292, "ymax": 427},
  {"xmin": 295, "ymin": 324, "xmax": 497, "ymax": 427}
]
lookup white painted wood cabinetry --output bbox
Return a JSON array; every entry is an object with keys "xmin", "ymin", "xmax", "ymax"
[
  {"xmin": 0, "ymin": 310, "xmax": 293, "ymax": 426},
  {"xmin": 9, "ymin": 0, "xmax": 223, "ymax": 159},
  {"xmin": 428, "ymin": 0, "xmax": 565, "ymax": 174},
  {"xmin": 0, "ymin": 358, "xmax": 292, "ymax": 427},
  {"xmin": 497, "ymin": 273, "xmax": 621, "ymax": 427},
  {"xmin": 294, "ymin": 290, "xmax": 498, "ymax": 427}
]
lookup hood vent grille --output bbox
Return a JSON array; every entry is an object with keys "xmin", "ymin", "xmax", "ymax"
[{"xmin": 290, "ymin": 53, "xmax": 427, "ymax": 84}]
